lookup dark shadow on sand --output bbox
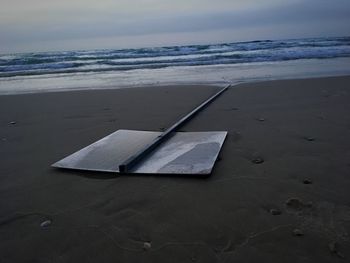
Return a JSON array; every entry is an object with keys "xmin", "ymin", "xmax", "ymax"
[{"xmin": 52, "ymin": 167, "xmax": 212, "ymax": 180}]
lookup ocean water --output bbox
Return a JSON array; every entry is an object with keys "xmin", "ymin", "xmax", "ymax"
[{"xmin": 1, "ymin": 36, "xmax": 350, "ymax": 94}]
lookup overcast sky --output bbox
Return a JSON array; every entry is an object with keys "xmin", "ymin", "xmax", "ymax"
[{"xmin": 1, "ymin": 0, "xmax": 350, "ymax": 53}]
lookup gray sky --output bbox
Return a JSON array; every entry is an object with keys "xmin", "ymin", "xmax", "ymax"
[{"xmin": 1, "ymin": 0, "xmax": 350, "ymax": 53}]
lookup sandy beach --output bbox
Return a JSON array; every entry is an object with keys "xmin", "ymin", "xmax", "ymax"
[{"xmin": 1, "ymin": 76, "xmax": 350, "ymax": 262}]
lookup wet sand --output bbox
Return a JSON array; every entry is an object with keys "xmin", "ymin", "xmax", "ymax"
[{"xmin": 1, "ymin": 76, "xmax": 350, "ymax": 262}]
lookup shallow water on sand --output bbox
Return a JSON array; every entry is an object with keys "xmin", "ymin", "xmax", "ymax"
[{"xmin": 0, "ymin": 57, "xmax": 349, "ymax": 95}]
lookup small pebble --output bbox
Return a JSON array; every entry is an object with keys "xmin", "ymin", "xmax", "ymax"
[
  {"xmin": 303, "ymin": 179, "xmax": 312, "ymax": 184},
  {"xmin": 305, "ymin": 201, "xmax": 313, "ymax": 208},
  {"xmin": 293, "ymin": 228, "xmax": 304, "ymax": 236},
  {"xmin": 304, "ymin": 137, "xmax": 315, "ymax": 142},
  {"xmin": 270, "ymin": 208, "xmax": 282, "ymax": 215},
  {"xmin": 9, "ymin": 121, "xmax": 16, "ymax": 125},
  {"xmin": 285, "ymin": 198, "xmax": 304, "ymax": 210},
  {"xmin": 252, "ymin": 157, "xmax": 264, "ymax": 164},
  {"xmin": 285, "ymin": 198, "xmax": 313, "ymax": 211},
  {"xmin": 329, "ymin": 241, "xmax": 345, "ymax": 258},
  {"xmin": 40, "ymin": 219, "xmax": 51, "ymax": 228},
  {"xmin": 258, "ymin": 118, "xmax": 265, "ymax": 122},
  {"xmin": 329, "ymin": 241, "xmax": 338, "ymax": 253},
  {"xmin": 143, "ymin": 242, "xmax": 151, "ymax": 251}
]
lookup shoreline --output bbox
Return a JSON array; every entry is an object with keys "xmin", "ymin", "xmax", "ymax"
[
  {"xmin": 1, "ymin": 76, "xmax": 350, "ymax": 262},
  {"xmin": 1, "ymin": 72, "xmax": 350, "ymax": 97},
  {"xmin": 1, "ymin": 57, "xmax": 350, "ymax": 95},
  {"xmin": 0, "ymin": 74, "xmax": 349, "ymax": 99}
]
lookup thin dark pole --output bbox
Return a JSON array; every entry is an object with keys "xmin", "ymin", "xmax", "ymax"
[{"xmin": 118, "ymin": 84, "xmax": 230, "ymax": 173}]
